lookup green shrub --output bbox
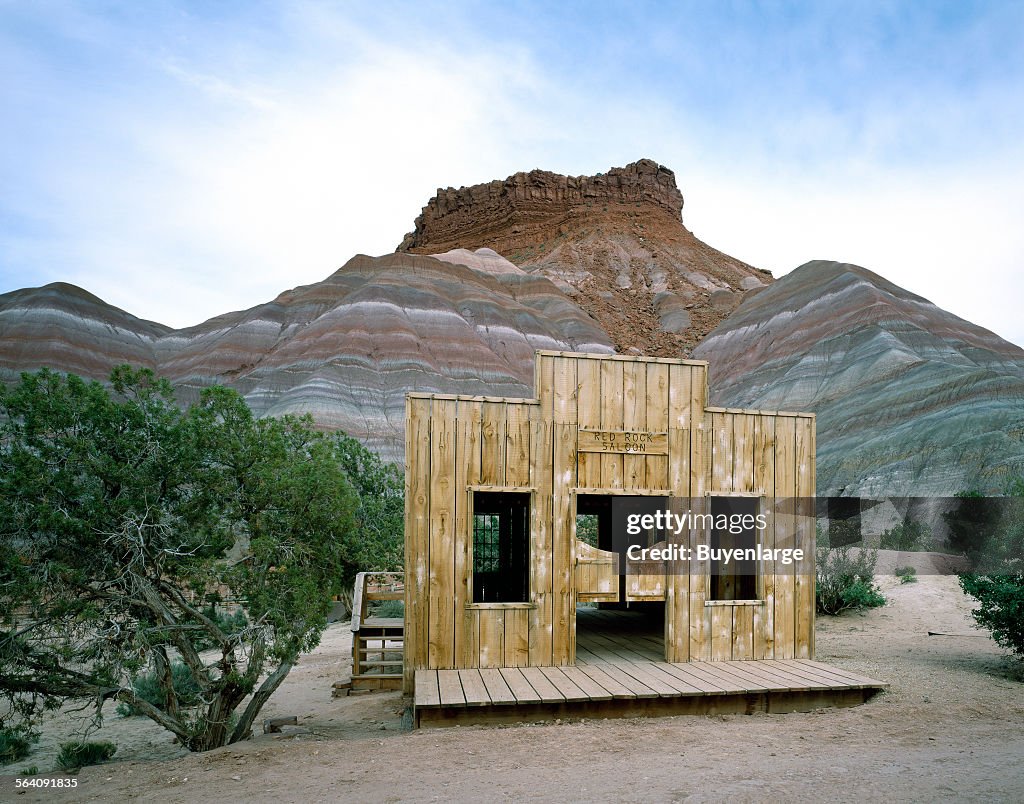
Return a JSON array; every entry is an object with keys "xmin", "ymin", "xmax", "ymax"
[
  {"xmin": 894, "ymin": 565, "xmax": 918, "ymax": 584},
  {"xmin": 192, "ymin": 605, "xmax": 249, "ymax": 651},
  {"xmin": 577, "ymin": 514, "xmax": 599, "ymax": 547},
  {"xmin": 959, "ymin": 574, "xmax": 1024, "ymax": 657},
  {"xmin": 20, "ymin": 765, "xmax": 38, "ymax": 776},
  {"xmin": 839, "ymin": 580, "xmax": 887, "ymax": 609},
  {"xmin": 117, "ymin": 661, "xmax": 202, "ymax": 717},
  {"xmin": 880, "ymin": 520, "xmax": 931, "ymax": 551},
  {"xmin": 826, "ymin": 517, "xmax": 862, "ymax": 547},
  {"xmin": 952, "ymin": 477, "xmax": 1024, "ymax": 658},
  {"xmin": 371, "ymin": 599, "xmax": 405, "ymax": 619},
  {"xmin": 816, "ymin": 532, "xmax": 886, "ymax": 615},
  {"xmin": 56, "ymin": 741, "xmax": 116, "ymax": 771},
  {"xmin": 944, "ymin": 490, "xmax": 999, "ymax": 559},
  {"xmin": 0, "ymin": 728, "xmax": 32, "ymax": 765}
]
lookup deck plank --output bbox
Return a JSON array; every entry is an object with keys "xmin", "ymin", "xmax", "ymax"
[
  {"xmin": 595, "ymin": 662, "xmax": 660, "ymax": 698},
  {"xmin": 478, "ymin": 668, "xmax": 517, "ymax": 704},
  {"xmin": 498, "ymin": 668, "xmax": 543, "ymax": 704},
  {"xmin": 607, "ymin": 662, "xmax": 680, "ymax": 697},
  {"xmin": 519, "ymin": 666, "xmax": 565, "ymax": 703},
  {"xmin": 719, "ymin": 660, "xmax": 807, "ymax": 691},
  {"xmin": 784, "ymin": 660, "xmax": 877, "ymax": 688},
  {"xmin": 576, "ymin": 664, "xmax": 635, "ymax": 699},
  {"xmin": 539, "ymin": 666, "xmax": 590, "ymax": 702},
  {"xmin": 414, "ymin": 670, "xmax": 441, "ymax": 707},
  {"xmin": 436, "ymin": 669, "xmax": 466, "ymax": 706},
  {"xmin": 573, "ymin": 644, "xmax": 603, "ymax": 665},
  {"xmin": 758, "ymin": 661, "xmax": 847, "ymax": 689},
  {"xmin": 560, "ymin": 666, "xmax": 614, "ymax": 700},
  {"xmin": 659, "ymin": 663, "xmax": 728, "ymax": 694},
  {"xmin": 688, "ymin": 661, "xmax": 769, "ymax": 693},
  {"xmin": 636, "ymin": 662, "xmax": 703, "ymax": 695},
  {"xmin": 795, "ymin": 659, "xmax": 888, "ymax": 687},
  {"xmin": 457, "ymin": 669, "xmax": 492, "ymax": 706},
  {"xmin": 668, "ymin": 662, "xmax": 732, "ymax": 692}
]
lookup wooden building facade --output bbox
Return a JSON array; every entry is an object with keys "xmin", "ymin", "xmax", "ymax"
[{"xmin": 403, "ymin": 351, "xmax": 817, "ymax": 694}]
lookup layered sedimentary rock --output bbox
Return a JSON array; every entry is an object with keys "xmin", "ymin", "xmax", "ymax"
[
  {"xmin": 399, "ymin": 159, "xmax": 773, "ymax": 356},
  {"xmin": 693, "ymin": 261, "xmax": 1024, "ymax": 496},
  {"xmin": 0, "ymin": 282, "xmax": 169, "ymax": 385},
  {"xmin": 1, "ymin": 251, "xmax": 613, "ymax": 461}
]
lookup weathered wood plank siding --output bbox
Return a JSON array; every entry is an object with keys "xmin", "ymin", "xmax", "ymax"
[{"xmin": 402, "ymin": 352, "xmax": 816, "ymax": 692}]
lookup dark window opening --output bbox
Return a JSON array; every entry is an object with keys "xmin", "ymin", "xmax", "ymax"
[
  {"xmin": 709, "ymin": 496, "xmax": 759, "ymax": 601},
  {"xmin": 579, "ymin": 494, "xmax": 666, "ymax": 609},
  {"xmin": 473, "ymin": 492, "xmax": 530, "ymax": 603},
  {"xmin": 577, "ymin": 494, "xmax": 613, "ymax": 551}
]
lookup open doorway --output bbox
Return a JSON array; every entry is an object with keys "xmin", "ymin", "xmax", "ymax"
[{"xmin": 575, "ymin": 494, "xmax": 666, "ymax": 663}]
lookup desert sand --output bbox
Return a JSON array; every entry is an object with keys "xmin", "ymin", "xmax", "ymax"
[{"xmin": 4, "ymin": 568, "xmax": 1023, "ymax": 802}]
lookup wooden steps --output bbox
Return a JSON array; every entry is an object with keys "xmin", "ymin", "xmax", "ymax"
[
  {"xmin": 413, "ymin": 658, "xmax": 887, "ymax": 727},
  {"xmin": 350, "ymin": 572, "xmax": 405, "ymax": 691}
]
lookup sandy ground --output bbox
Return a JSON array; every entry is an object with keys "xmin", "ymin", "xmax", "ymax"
[{"xmin": 3, "ymin": 570, "xmax": 1024, "ymax": 803}]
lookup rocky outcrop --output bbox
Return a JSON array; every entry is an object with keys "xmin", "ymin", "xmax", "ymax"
[
  {"xmin": 693, "ymin": 261, "xmax": 1024, "ymax": 496},
  {"xmin": 399, "ymin": 159, "xmax": 772, "ymax": 356},
  {"xmin": 1, "ymin": 251, "xmax": 613, "ymax": 462},
  {"xmin": 398, "ymin": 159, "xmax": 684, "ymax": 253}
]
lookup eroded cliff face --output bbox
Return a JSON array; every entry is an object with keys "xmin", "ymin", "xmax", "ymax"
[
  {"xmin": 399, "ymin": 159, "xmax": 685, "ymax": 253},
  {"xmin": 399, "ymin": 158, "xmax": 772, "ymax": 356},
  {"xmin": 0, "ymin": 252, "xmax": 613, "ymax": 462},
  {"xmin": 693, "ymin": 260, "xmax": 1024, "ymax": 496}
]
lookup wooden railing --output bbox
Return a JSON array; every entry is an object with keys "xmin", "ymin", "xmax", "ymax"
[
  {"xmin": 350, "ymin": 572, "xmax": 404, "ymax": 690},
  {"xmin": 350, "ymin": 571, "xmax": 405, "ymax": 632}
]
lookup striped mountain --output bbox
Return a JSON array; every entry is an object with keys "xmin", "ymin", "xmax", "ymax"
[
  {"xmin": 692, "ymin": 260, "xmax": 1024, "ymax": 496},
  {"xmin": 0, "ymin": 250, "xmax": 612, "ymax": 461}
]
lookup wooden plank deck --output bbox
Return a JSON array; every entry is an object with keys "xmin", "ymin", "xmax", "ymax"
[
  {"xmin": 576, "ymin": 606, "xmax": 664, "ymax": 663},
  {"xmin": 414, "ymin": 608, "xmax": 887, "ymax": 727},
  {"xmin": 414, "ymin": 658, "xmax": 887, "ymax": 726}
]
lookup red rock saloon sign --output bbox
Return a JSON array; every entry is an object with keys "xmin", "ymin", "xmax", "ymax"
[{"xmin": 577, "ymin": 429, "xmax": 669, "ymax": 454}]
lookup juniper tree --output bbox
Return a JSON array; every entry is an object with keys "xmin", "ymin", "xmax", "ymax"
[{"xmin": 0, "ymin": 368, "xmax": 360, "ymax": 751}]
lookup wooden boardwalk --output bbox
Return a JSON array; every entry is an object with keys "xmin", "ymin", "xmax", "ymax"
[
  {"xmin": 414, "ymin": 658, "xmax": 886, "ymax": 727},
  {"xmin": 576, "ymin": 606, "xmax": 665, "ymax": 663},
  {"xmin": 413, "ymin": 608, "xmax": 887, "ymax": 727}
]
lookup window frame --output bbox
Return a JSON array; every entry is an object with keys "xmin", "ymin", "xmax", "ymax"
[
  {"xmin": 467, "ymin": 489, "xmax": 533, "ymax": 606},
  {"xmin": 704, "ymin": 492, "xmax": 764, "ymax": 604}
]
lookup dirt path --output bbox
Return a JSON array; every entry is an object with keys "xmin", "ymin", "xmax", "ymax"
[{"xmin": 4, "ymin": 574, "xmax": 1024, "ymax": 802}]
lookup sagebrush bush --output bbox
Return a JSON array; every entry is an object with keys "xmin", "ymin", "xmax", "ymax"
[
  {"xmin": 56, "ymin": 741, "xmax": 116, "ymax": 771},
  {"xmin": 959, "ymin": 574, "xmax": 1024, "ymax": 657},
  {"xmin": 839, "ymin": 580, "xmax": 887, "ymax": 609},
  {"xmin": 894, "ymin": 565, "xmax": 918, "ymax": 584},
  {"xmin": 816, "ymin": 530, "xmax": 886, "ymax": 615},
  {"xmin": 880, "ymin": 520, "xmax": 931, "ymax": 551},
  {"xmin": 0, "ymin": 728, "xmax": 32, "ymax": 765},
  {"xmin": 371, "ymin": 599, "xmax": 405, "ymax": 618},
  {"xmin": 117, "ymin": 661, "xmax": 202, "ymax": 717}
]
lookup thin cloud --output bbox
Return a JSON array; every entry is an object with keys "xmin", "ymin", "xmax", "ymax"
[{"xmin": 1, "ymin": 1, "xmax": 1022, "ymax": 348}]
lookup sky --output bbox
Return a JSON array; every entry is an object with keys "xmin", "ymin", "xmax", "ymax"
[{"xmin": 2, "ymin": 1, "xmax": 1023, "ymax": 346}]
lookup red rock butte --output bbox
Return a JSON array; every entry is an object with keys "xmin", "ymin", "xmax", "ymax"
[{"xmin": 399, "ymin": 159, "xmax": 772, "ymax": 356}]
